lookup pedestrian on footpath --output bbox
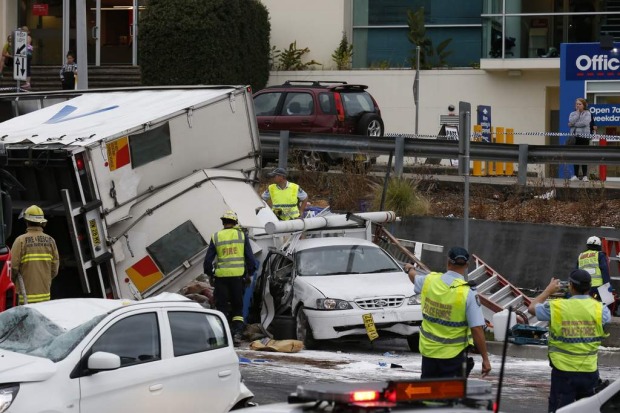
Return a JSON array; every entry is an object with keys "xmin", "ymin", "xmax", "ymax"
[
  {"xmin": 568, "ymin": 97, "xmax": 592, "ymax": 181},
  {"xmin": 528, "ymin": 269, "xmax": 610, "ymax": 412},
  {"xmin": 59, "ymin": 50, "xmax": 78, "ymax": 90},
  {"xmin": 261, "ymin": 167, "xmax": 308, "ymax": 220},
  {"xmin": 404, "ymin": 247, "xmax": 491, "ymax": 379},
  {"xmin": 576, "ymin": 235, "xmax": 610, "ymax": 300},
  {"xmin": 203, "ymin": 210, "xmax": 256, "ymax": 346},
  {"xmin": 11, "ymin": 205, "xmax": 59, "ymax": 304}
]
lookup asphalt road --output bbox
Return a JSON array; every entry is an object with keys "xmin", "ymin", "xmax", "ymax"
[{"xmin": 239, "ymin": 338, "xmax": 620, "ymax": 413}]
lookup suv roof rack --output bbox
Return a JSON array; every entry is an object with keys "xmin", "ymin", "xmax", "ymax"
[{"xmin": 281, "ymin": 80, "xmax": 348, "ymax": 87}]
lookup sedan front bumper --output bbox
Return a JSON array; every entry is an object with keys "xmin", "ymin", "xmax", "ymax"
[{"xmin": 304, "ymin": 306, "xmax": 422, "ymax": 340}]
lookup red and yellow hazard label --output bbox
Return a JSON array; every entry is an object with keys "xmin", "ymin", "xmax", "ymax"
[
  {"xmin": 125, "ymin": 256, "xmax": 163, "ymax": 292},
  {"xmin": 106, "ymin": 136, "xmax": 130, "ymax": 171}
]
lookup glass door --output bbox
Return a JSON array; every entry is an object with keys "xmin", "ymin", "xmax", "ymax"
[{"xmin": 87, "ymin": 0, "xmax": 142, "ymax": 65}]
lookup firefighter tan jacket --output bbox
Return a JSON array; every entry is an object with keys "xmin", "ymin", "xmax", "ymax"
[{"xmin": 11, "ymin": 226, "xmax": 60, "ymax": 302}]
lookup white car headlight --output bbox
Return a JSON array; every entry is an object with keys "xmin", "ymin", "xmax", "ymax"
[
  {"xmin": 0, "ymin": 384, "xmax": 19, "ymax": 413},
  {"xmin": 407, "ymin": 295, "xmax": 421, "ymax": 305},
  {"xmin": 316, "ymin": 298, "xmax": 353, "ymax": 310}
]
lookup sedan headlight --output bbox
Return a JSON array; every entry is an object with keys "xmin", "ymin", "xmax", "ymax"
[
  {"xmin": 0, "ymin": 384, "xmax": 19, "ymax": 413},
  {"xmin": 407, "ymin": 295, "xmax": 421, "ymax": 305},
  {"xmin": 316, "ymin": 298, "xmax": 353, "ymax": 310}
]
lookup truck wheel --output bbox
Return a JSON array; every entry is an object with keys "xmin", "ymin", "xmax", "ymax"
[
  {"xmin": 357, "ymin": 113, "xmax": 384, "ymax": 137},
  {"xmin": 296, "ymin": 308, "xmax": 319, "ymax": 349},
  {"xmin": 407, "ymin": 332, "xmax": 420, "ymax": 353}
]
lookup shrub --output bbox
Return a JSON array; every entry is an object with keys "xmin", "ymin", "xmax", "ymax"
[
  {"xmin": 139, "ymin": 0, "xmax": 270, "ymax": 91},
  {"xmin": 371, "ymin": 177, "xmax": 430, "ymax": 218},
  {"xmin": 273, "ymin": 41, "xmax": 322, "ymax": 70},
  {"xmin": 332, "ymin": 32, "xmax": 353, "ymax": 70},
  {"xmin": 407, "ymin": 7, "xmax": 453, "ymax": 69}
]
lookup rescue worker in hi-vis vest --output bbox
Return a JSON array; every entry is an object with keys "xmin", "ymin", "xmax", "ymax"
[
  {"xmin": 404, "ymin": 247, "xmax": 491, "ymax": 379},
  {"xmin": 528, "ymin": 269, "xmax": 611, "ymax": 412},
  {"xmin": 203, "ymin": 210, "xmax": 256, "ymax": 346},
  {"xmin": 11, "ymin": 205, "xmax": 59, "ymax": 304},
  {"xmin": 261, "ymin": 168, "xmax": 308, "ymax": 220},
  {"xmin": 576, "ymin": 236, "xmax": 610, "ymax": 299}
]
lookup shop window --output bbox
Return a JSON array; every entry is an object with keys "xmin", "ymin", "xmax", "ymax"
[
  {"xmin": 146, "ymin": 220, "xmax": 207, "ymax": 275},
  {"xmin": 129, "ymin": 123, "xmax": 171, "ymax": 168}
]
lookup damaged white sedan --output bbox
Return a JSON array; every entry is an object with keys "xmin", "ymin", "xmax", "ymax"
[{"xmin": 249, "ymin": 237, "xmax": 422, "ymax": 350}]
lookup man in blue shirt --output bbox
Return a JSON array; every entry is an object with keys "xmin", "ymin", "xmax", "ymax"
[
  {"xmin": 528, "ymin": 269, "xmax": 610, "ymax": 412},
  {"xmin": 404, "ymin": 247, "xmax": 491, "ymax": 379}
]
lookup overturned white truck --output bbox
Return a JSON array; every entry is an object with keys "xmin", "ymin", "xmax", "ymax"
[{"xmin": 0, "ymin": 86, "xmax": 272, "ymax": 302}]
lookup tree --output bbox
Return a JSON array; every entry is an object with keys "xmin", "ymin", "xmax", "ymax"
[
  {"xmin": 406, "ymin": 7, "xmax": 452, "ymax": 69},
  {"xmin": 139, "ymin": 0, "xmax": 271, "ymax": 91}
]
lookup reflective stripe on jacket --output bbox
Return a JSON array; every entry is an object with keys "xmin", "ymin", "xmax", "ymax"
[
  {"xmin": 578, "ymin": 249, "xmax": 603, "ymax": 287},
  {"xmin": 269, "ymin": 182, "xmax": 300, "ymax": 220},
  {"xmin": 419, "ymin": 272, "xmax": 471, "ymax": 359},
  {"xmin": 548, "ymin": 298, "xmax": 606, "ymax": 372},
  {"xmin": 213, "ymin": 228, "xmax": 245, "ymax": 277},
  {"xmin": 11, "ymin": 227, "xmax": 59, "ymax": 303}
]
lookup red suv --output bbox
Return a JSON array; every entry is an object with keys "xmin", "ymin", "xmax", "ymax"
[{"xmin": 253, "ymin": 81, "xmax": 384, "ymax": 170}]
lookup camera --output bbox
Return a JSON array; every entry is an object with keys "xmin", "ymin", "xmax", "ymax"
[{"xmin": 559, "ymin": 280, "xmax": 569, "ymax": 293}]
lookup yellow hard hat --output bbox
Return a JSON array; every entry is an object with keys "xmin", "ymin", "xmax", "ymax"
[
  {"xmin": 220, "ymin": 210, "xmax": 238, "ymax": 222},
  {"xmin": 23, "ymin": 205, "xmax": 47, "ymax": 223}
]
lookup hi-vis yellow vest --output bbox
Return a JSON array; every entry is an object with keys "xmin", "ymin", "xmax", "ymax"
[
  {"xmin": 420, "ymin": 272, "xmax": 471, "ymax": 359},
  {"xmin": 549, "ymin": 298, "xmax": 606, "ymax": 372},
  {"xmin": 269, "ymin": 182, "xmax": 300, "ymax": 220},
  {"xmin": 578, "ymin": 249, "xmax": 603, "ymax": 287},
  {"xmin": 213, "ymin": 228, "xmax": 245, "ymax": 277}
]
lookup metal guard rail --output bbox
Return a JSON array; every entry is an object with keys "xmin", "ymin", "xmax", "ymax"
[{"xmin": 259, "ymin": 131, "xmax": 620, "ymax": 165}]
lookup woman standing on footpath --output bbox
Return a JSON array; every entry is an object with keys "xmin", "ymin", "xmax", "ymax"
[{"xmin": 568, "ymin": 97, "xmax": 592, "ymax": 181}]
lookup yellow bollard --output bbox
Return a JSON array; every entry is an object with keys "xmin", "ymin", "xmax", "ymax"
[
  {"xmin": 473, "ymin": 125, "xmax": 483, "ymax": 176},
  {"xmin": 496, "ymin": 127, "xmax": 505, "ymax": 176},
  {"xmin": 506, "ymin": 128, "xmax": 514, "ymax": 176},
  {"xmin": 487, "ymin": 127, "xmax": 496, "ymax": 176}
]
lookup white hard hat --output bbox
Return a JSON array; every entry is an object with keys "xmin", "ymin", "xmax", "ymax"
[{"xmin": 587, "ymin": 236, "xmax": 601, "ymax": 246}]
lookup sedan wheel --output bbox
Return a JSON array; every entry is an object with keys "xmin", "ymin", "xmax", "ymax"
[
  {"xmin": 296, "ymin": 308, "xmax": 319, "ymax": 350},
  {"xmin": 300, "ymin": 151, "xmax": 328, "ymax": 172}
]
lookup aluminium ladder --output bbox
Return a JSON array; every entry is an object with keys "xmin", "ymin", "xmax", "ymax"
[{"xmin": 469, "ymin": 254, "xmax": 547, "ymax": 328}]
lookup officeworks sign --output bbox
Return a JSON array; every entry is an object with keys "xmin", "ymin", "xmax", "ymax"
[{"xmin": 564, "ymin": 42, "xmax": 620, "ymax": 80}]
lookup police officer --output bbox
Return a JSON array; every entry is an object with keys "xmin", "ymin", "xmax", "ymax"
[
  {"xmin": 577, "ymin": 236, "xmax": 610, "ymax": 299},
  {"xmin": 404, "ymin": 247, "xmax": 491, "ymax": 379},
  {"xmin": 528, "ymin": 269, "xmax": 611, "ymax": 412},
  {"xmin": 203, "ymin": 210, "xmax": 256, "ymax": 345},
  {"xmin": 11, "ymin": 205, "xmax": 59, "ymax": 304},
  {"xmin": 261, "ymin": 168, "xmax": 308, "ymax": 220}
]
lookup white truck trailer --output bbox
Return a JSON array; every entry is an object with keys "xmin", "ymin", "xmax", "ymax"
[{"xmin": 0, "ymin": 86, "xmax": 272, "ymax": 302}]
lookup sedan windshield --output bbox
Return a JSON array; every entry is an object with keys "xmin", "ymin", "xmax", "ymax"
[
  {"xmin": 0, "ymin": 306, "xmax": 104, "ymax": 362},
  {"xmin": 296, "ymin": 245, "xmax": 400, "ymax": 276}
]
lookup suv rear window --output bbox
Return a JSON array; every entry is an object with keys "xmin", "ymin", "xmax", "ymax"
[{"xmin": 341, "ymin": 92, "xmax": 375, "ymax": 117}]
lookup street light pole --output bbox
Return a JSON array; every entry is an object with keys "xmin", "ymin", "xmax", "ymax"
[{"xmin": 414, "ymin": 45, "xmax": 420, "ymax": 137}]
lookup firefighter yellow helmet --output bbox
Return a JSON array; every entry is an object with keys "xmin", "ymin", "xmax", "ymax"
[
  {"xmin": 23, "ymin": 205, "xmax": 47, "ymax": 223},
  {"xmin": 220, "ymin": 210, "xmax": 238, "ymax": 222}
]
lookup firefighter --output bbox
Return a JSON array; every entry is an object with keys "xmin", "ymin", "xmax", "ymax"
[
  {"xmin": 528, "ymin": 269, "xmax": 611, "ymax": 412},
  {"xmin": 404, "ymin": 247, "xmax": 491, "ymax": 379},
  {"xmin": 203, "ymin": 210, "xmax": 256, "ymax": 345},
  {"xmin": 577, "ymin": 236, "xmax": 610, "ymax": 299},
  {"xmin": 261, "ymin": 168, "xmax": 308, "ymax": 220},
  {"xmin": 11, "ymin": 205, "xmax": 59, "ymax": 304}
]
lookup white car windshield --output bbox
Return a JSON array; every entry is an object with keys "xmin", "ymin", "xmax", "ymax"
[
  {"xmin": 296, "ymin": 245, "xmax": 400, "ymax": 276},
  {"xmin": 0, "ymin": 306, "xmax": 104, "ymax": 362}
]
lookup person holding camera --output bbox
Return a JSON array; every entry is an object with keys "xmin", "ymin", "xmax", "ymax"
[
  {"xmin": 528, "ymin": 269, "xmax": 611, "ymax": 412},
  {"xmin": 404, "ymin": 247, "xmax": 491, "ymax": 379}
]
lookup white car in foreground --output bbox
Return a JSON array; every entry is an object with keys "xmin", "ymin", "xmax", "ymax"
[
  {"xmin": 0, "ymin": 294, "xmax": 253, "ymax": 413},
  {"xmin": 557, "ymin": 378, "xmax": 620, "ymax": 412},
  {"xmin": 250, "ymin": 237, "xmax": 422, "ymax": 350}
]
